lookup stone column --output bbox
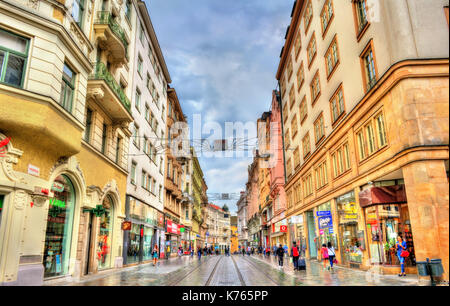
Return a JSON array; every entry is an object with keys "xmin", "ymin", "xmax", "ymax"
[{"xmin": 402, "ymin": 160, "xmax": 449, "ymax": 281}]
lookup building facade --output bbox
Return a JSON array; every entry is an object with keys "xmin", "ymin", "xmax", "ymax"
[
  {"xmin": 123, "ymin": 0, "xmax": 171, "ymax": 265},
  {"xmin": 206, "ymin": 203, "xmax": 230, "ymax": 251},
  {"xmin": 191, "ymin": 149, "xmax": 206, "ymax": 249},
  {"xmin": 236, "ymin": 191, "xmax": 248, "ymax": 248},
  {"xmin": 276, "ymin": 0, "xmax": 449, "ymax": 279},
  {"xmin": 246, "ymin": 157, "xmax": 260, "ymax": 248},
  {"xmin": 0, "ymin": 0, "xmax": 136, "ymax": 285}
]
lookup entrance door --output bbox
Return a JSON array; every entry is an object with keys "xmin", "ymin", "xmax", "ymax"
[{"xmin": 306, "ymin": 211, "xmax": 317, "ymax": 259}]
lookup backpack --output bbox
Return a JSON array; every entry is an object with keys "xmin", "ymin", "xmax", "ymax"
[{"xmin": 292, "ymin": 246, "xmax": 299, "ymax": 257}]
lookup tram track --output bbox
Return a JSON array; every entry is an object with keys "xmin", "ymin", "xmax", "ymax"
[
  {"xmin": 231, "ymin": 255, "xmax": 247, "ymax": 286},
  {"xmin": 241, "ymin": 255, "xmax": 280, "ymax": 286},
  {"xmin": 166, "ymin": 255, "xmax": 215, "ymax": 286},
  {"xmin": 204, "ymin": 255, "xmax": 223, "ymax": 286}
]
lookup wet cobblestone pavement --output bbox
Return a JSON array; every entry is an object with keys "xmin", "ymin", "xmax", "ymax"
[{"xmin": 46, "ymin": 254, "xmax": 431, "ymax": 286}]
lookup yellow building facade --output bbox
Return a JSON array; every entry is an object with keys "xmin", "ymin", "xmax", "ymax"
[{"xmin": 0, "ymin": 0, "xmax": 136, "ymax": 285}]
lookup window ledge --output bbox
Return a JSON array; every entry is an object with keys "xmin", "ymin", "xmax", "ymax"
[{"xmin": 357, "ymin": 22, "xmax": 370, "ymax": 42}]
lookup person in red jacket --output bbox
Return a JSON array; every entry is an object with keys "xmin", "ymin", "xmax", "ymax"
[{"xmin": 291, "ymin": 241, "xmax": 300, "ymax": 271}]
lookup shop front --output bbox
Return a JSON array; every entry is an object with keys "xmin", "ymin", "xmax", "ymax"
[
  {"xmin": 315, "ymin": 202, "xmax": 338, "ymax": 257},
  {"xmin": 271, "ymin": 219, "xmax": 288, "ymax": 247},
  {"xmin": 336, "ymin": 191, "xmax": 366, "ymax": 268},
  {"xmin": 43, "ymin": 174, "xmax": 76, "ymax": 278},
  {"xmin": 123, "ymin": 196, "xmax": 158, "ymax": 265},
  {"xmin": 180, "ymin": 225, "xmax": 192, "ymax": 254},
  {"xmin": 165, "ymin": 219, "xmax": 181, "ymax": 257},
  {"xmin": 360, "ymin": 183, "xmax": 417, "ymax": 274},
  {"xmin": 288, "ymin": 215, "xmax": 306, "ymax": 257}
]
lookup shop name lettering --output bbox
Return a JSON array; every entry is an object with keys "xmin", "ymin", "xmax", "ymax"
[
  {"xmin": 49, "ymin": 198, "xmax": 66, "ymax": 208},
  {"xmin": 319, "ymin": 217, "xmax": 332, "ymax": 228}
]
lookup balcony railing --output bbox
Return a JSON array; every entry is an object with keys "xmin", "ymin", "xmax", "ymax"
[
  {"xmin": 90, "ymin": 62, "xmax": 131, "ymax": 111},
  {"xmin": 95, "ymin": 11, "xmax": 129, "ymax": 60}
]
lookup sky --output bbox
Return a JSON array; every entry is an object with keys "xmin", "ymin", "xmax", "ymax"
[{"xmin": 145, "ymin": 0, "xmax": 293, "ymax": 212}]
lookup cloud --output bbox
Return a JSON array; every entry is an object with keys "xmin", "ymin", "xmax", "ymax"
[{"xmin": 145, "ymin": 0, "xmax": 293, "ymax": 212}]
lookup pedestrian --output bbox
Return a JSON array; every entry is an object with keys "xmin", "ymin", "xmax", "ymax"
[
  {"xmin": 152, "ymin": 244, "xmax": 159, "ymax": 266},
  {"xmin": 320, "ymin": 244, "xmax": 329, "ymax": 270},
  {"xmin": 396, "ymin": 236, "xmax": 408, "ymax": 277},
  {"xmin": 291, "ymin": 241, "xmax": 300, "ymax": 271},
  {"xmin": 242, "ymin": 246, "xmax": 246, "ymax": 256},
  {"xmin": 266, "ymin": 246, "xmax": 271, "ymax": 257},
  {"xmin": 327, "ymin": 242, "xmax": 336, "ymax": 270},
  {"xmin": 197, "ymin": 247, "xmax": 202, "ymax": 260},
  {"xmin": 276, "ymin": 244, "xmax": 285, "ymax": 269}
]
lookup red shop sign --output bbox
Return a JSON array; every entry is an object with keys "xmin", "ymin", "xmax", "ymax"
[{"xmin": 280, "ymin": 225, "xmax": 288, "ymax": 232}]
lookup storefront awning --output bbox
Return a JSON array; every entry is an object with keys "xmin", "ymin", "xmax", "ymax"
[{"xmin": 358, "ymin": 185, "xmax": 407, "ymax": 208}]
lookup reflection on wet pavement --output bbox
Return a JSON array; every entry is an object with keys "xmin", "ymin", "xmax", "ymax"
[{"xmin": 46, "ymin": 254, "xmax": 426, "ymax": 286}]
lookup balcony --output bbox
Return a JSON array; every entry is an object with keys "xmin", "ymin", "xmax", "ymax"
[
  {"xmin": 87, "ymin": 62, "xmax": 132, "ymax": 122},
  {"xmin": 94, "ymin": 11, "xmax": 129, "ymax": 64}
]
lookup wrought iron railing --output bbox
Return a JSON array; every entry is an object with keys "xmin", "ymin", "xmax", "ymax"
[
  {"xmin": 89, "ymin": 62, "xmax": 131, "ymax": 111},
  {"xmin": 95, "ymin": 11, "xmax": 129, "ymax": 60}
]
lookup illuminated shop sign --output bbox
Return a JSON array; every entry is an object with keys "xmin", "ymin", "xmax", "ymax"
[{"xmin": 49, "ymin": 198, "xmax": 66, "ymax": 208}]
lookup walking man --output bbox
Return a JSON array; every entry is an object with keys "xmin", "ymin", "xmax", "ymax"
[
  {"xmin": 276, "ymin": 244, "xmax": 285, "ymax": 269},
  {"xmin": 291, "ymin": 241, "xmax": 300, "ymax": 271}
]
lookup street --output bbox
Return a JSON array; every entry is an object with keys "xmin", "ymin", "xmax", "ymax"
[{"xmin": 47, "ymin": 254, "xmax": 425, "ymax": 286}]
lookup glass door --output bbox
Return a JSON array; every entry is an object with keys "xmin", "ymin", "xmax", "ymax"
[{"xmin": 306, "ymin": 211, "xmax": 317, "ymax": 258}]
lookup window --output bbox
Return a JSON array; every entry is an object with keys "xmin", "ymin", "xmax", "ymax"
[
  {"xmin": 375, "ymin": 112, "xmax": 387, "ymax": 148},
  {"xmin": 365, "ymin": 122, "xmax": 376, "ymax": 155},
  {"xmin": 325, "ymin": 36, "xmax": 339, "ymax": 79},
  {"xmin": 289, "ymin": 87, "xmax": 295, "ymax": 109},
  {"xmin": 356, "ymin": 130, "xmax": 367, "ymax": 160},
  {"xmin": 284, "ymin": 128, "xmax": 291, "ymax": 150},
  {"xmin": 152, "ymin": 179, "xmax": 156, "ymax": 194},
  {"xmin": 330, "ymin": 84, "xmax": 345, "ymax": 124},
  {"xmin": 141, "ymin": 170, "xmax": 147, "ymax": 188},
  {"xmin": 72, "ymin": 0, "xmax": 85, "ymax": 28},
  {"xmin": 293, "ymin": 146, "xmax": 300, "ymax": 168},
  {"xmin": 281, "ymin": 75, "xmax": 287, "ymax": 97},
  {"xmin": 299, "ymin": 96, "xmax": 308, "ymax": 123},
  {"xmin": 135, "ymin": 89, "xmax": 141, "ymax": 111},
  {"xmin": 139, "ymin": 24, "xmax": 144, "ymax": 43},
  {"xmin": 294, "ymin": 30, "xmax": 302, "ymax": 58},
  {"xmin": 162, "ymin": 105, "xmax": 166, "ymax": 120},
  {"xmin": 283, "ymin": 101, "xmax": 289, "ymax": 124},
  {"xmin": 287, "ymin": 56, "xmax": 293, "ymax": 80},
  {"xmin": 291, "ymin": 115, "xmax": 298, "ymax": 138},
  {"xmin": 310, "ymin": 71, "xmax": 321, "ymax": 104},
  {"xmin": 131, "ymin": 162, "xmax": 137, "ymax": 184},
  {"xmin": 302, "ymin": 133, "xmax": 311, "ymax": 158},
  {"xmin": 360, "ymin": 40, "xmax": 377, "ymax": 92},
  {"xmin": 314, "ymin": 113, "xmax": 325, "ymax": 144},
  {"xmin": 315, "ymin": 161, "xmax": 328, "ymax": 189},
  {"xmin": 115, "ymin": 136, "xmax": 122, "ymax": 164},
  {"xmin": 125, "ymin": 0, "xmax": 132, "ymax": 21},
  {"xmin": 0, "ymin": 29, "xmax": 29, "ymax": 87},
  {"xmin": 304, "ymin": 1, "xmax": 313, "ymax": 34},
  {"xmin": 101, "ymin": 123, "xmax": 107, "ymax": 154},
  {"xmin": 146, "ymin": 73, "xmax": 151, "ymax": 89},
  {"xmin": 303, "ymin": 173, "xmax": 313, "ymax": 198},
  {"xmin": 354, "ymin": 0, "xmax": 369, "ymax": 35},
  {"xmin": 286, "ymin": 158, "xmax": 292, "ymax": 177},
  {"xmin": 159, "ymin": 185, "xmax": 163, "ymax": 201},
  {"xmin": 137, "ymin": 56, "xmax": 143, "ymax": 76},
  {"xmin": 332, "ymin": 142, "xmax": 351, "ymax": 178},
  {"xmin": 296, "ymin": 62, "xmax": 304, "ymax": 91},
  {"xmin": 84, "ymin": 108, "xmax": 93, "ymax": 142},
  {"xmin": 145, "ymin": 104, "xmax": 150, "ymax": 122},
  {"xmin": 133, "ymin": 124, "xmax": 140, "ymax": 148},
  {"xmin": 307, "ymin": 34, "xmax": 317, "ymax": 67},
  {"xmin": 320, "ymin": 0, "xmax": 334, "ymax": 37},
  {"xmin": 60, "ymin": 63, "xmax": 75, "ymax": 112}
]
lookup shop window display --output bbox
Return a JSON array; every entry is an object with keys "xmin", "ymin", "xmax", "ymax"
[
  {"xmin": 336, "ymin": 191, "xmax": 364, "ymax": 264},
  {"xmin": 316, "ymin": 202, "xmax": 338, "ymax": 251},
  {"xmin": 127, "ymin": 223, "xmax": 141, "ymax": 263},
  {"xmin": 365, "ymin": 204, "xmax": 416, "ymax": 266},
  {"xmin": 43, "ymin": 175, "xmax": 76, "ymax": 278},
  {"xmin": 142, "ymin": 227, "xmax": 154, "ymax": 261},
  {"xmin": 97, "ymin": 195, "xmax": 113, "ymax": 270}
]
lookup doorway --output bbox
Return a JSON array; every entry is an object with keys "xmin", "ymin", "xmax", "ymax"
[
  {"xmin": 84, "ymin": 212, "xmax": 94, "ymax": 275},
  {"xmin": 306, "ymin": 210, "xmax": 317, "ymax": 259}
]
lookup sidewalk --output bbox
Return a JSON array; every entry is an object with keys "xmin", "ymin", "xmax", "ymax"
[
  {"xmin": 248, "ymin": 254, "xmax": 427, "ymax": 286},
  {"xmin": 44, "ymin": 254, "xmax": 209, "ymax": 286}
]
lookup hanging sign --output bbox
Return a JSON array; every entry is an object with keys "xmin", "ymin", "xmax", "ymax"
[
  {"xmin": 318, "ymin": 215, "xmax": 333, "ymax": 229},
  {"xmin": 280, "ymin": 225, "xmax": 288, "ymax": 232},
  {"xmin": 122, "ymin": 221, "xmax": 132, "ymax": 231},
  {"xmin": 51, "ymin": 182, "xmax": 65, "ymax": 193},
  {"xmin": 317, "ymin": 210, "xmax": 332, "ymax": 217}
]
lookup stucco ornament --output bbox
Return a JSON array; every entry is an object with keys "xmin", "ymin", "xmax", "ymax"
[
  {"xmin": 27, "ymin": 0, "xmax": 39, "ymax": 10},
  {"xmin": 14, "ymin": 190, "xmax": 28, "ymax": 210},
  {"xmin": 0, "ymin": 134, "xmax": 26, "ymax": 184}
]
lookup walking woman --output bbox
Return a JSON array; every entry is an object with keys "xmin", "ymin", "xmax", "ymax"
[
  {"xmin": 396, "ymin": 236, "xmax": 408, "ymax": 276},
  {"xmin": 320, "ymin": 244, "xmax": 329, "ymax": 269},
  {"xmin": 276, "ymin": 244, "xmax": 285, "ymax": 269},
  {"xmin": 327, "ymin": 242, "xmax": 336, "ymax": 270},
  {"xmin": 152, "ymin": 244, "xmax": 159, "ymax": 266}
]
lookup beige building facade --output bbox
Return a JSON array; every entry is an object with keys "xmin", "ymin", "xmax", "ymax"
[
  {"xmin": 0, "ymin": 0, "xmax": 137, "ymax": 285},
  {"xmin": 277, "ymin": 0, "xmax": 449, "ymax": 280}
]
